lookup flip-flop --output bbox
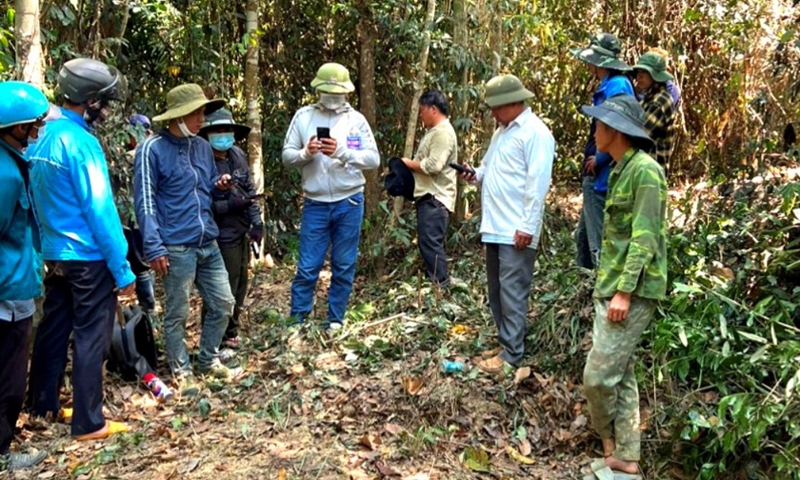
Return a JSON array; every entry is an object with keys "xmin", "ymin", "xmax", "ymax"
[
  {"xmin": 74, "ymin": 420, "xmax": 130, "ymax": 441},
  {"xmin": 582, "ymin": 459, "xmax": 642, "ymax": 480},
  {"xmin": 481, "ymin": 347, "xmax": 503, "ymax": 359}
]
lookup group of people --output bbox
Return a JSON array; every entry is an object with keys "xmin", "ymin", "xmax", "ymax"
[{"xmin": 0, "ymin": 32, "xmax": 669, "ymax": 479}]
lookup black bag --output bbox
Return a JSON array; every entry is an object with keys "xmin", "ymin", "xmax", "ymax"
[
  {"xmin": 384, "ymin": 156, "xmax": 415, "ymax": 200},
  {"xmin": 123, "ymin": 225, "xmax": 150, "ymax": 275},
  {"xmin": 108, "ymin": 305, "xmax": 159, "ymax": 381}
]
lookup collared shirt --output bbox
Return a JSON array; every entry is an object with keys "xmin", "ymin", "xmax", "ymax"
[
  {"xmin": 412, "ymin": 118, "xmax": 458, "ymax": 212},
  {"xmin": 595, "ymin": 149, "xmax": 668, "ymax": 300},
  {"xmin": 0, "ymin": 300, "xmax": 36, "ymax": 322},
  {"xmin": 474, "ymin": 108, "xmax": 555, "ymax": 248},
  {"xmin": 641, "ymin": 84, "xmax": 676, "ymax": 173},
  {"xmin": 589, "ymin": 73, "xmax": 634, "ymax": 192}
]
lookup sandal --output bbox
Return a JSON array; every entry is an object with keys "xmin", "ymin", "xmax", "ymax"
[
  {"xmin": 73, "ymin": 420, "xmax": 130, "ymax": 441},
  {"xmin": 582, "ymin": 458, "xmax": 642, "ymax": 480},
  {"xmin": 477, "ymin": 355, "xmax": 509, "ymax": 373},
  {"xmin": 481, "ymin": 346, "xmax": 503, "ymax": 359}
]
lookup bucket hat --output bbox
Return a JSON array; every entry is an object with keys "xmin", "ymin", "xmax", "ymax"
[
  {"xmin": 153, "ymin": 84, "xmax": 225, "ymax": 122},
  {"xmin": 632, "ymin": 52, "xmax": 673, "ymax": 83},
  {"xmin": 570, "ymin": 33, "xmax": 631, "ymax": 71},
  {"xmin": 199, "ymin": 108, "xmax": 251, "ymax": 141},
  {"xmin": 580, "ymin": 95, "xmax": 653, "ymax": 145},
  {"xmin": 310, "ymin": 63, "xmax": 355, "ymax": 94},
  {"xmin": 483, "ymin": 74, "xmax": 534, "ymax": 108},
  {"xmin": 384, "ymin": 157, "xmax": 415, "ymax": 200}
]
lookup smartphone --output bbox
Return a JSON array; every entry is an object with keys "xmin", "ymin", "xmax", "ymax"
[
  {"xmin": 316, "ymin": 127, "xmax": 331, "ymax": 140},
  {"xmin": 449, "ymin": 163, "xmax": 475, "ymax": 175}
]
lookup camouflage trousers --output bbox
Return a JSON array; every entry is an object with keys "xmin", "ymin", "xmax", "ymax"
[{"xmin": 583, "ymin": 296, "xmax": 656, "ymax": 462}]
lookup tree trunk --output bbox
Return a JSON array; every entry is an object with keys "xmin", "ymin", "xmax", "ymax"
[
  {"xmin": 358, "ymin": 11, "xmax": 379, "ymax": 219},
  {"xmin": 245, "ymin": 0, "xmax": 264, "ymax": 259},
  {"xmin": 392, "ymin": 0, "xmax": 438, "ymax": 216},
  {"xmin": 14, "ymin": 0, "xmax": 43, "ymax": 86},
  {"xmin": 453, "ymin": 0, "xmax": 468, "ymax": 222}
]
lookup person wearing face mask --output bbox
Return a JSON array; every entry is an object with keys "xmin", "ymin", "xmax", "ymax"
[
  {"xmin": 134, "ymin": 84, "xmax": 239, "ymax": 390},
  {"xmin": 26, "ymin": 58, "xmax": 136, "ymax": 441},
  {"xmin": 282, "ymin": 62, "xmax": 380, "ymax": 331},
  {"xmin": 0, "ymin": 81, "xmax": 49, "ymax": 472},
  {"xmin": 198, "ymin": 108, "xmax": 263, "ymax": 349}
]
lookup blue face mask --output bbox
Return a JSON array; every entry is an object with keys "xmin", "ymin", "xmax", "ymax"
[{"xmin": 208, "ymin": 132, "xmax": 235, "ymax": 151}]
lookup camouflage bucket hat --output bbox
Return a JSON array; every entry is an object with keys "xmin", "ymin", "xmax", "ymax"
[
  {"xmin": 633, "ymin": 52, "xmax": 673, "ymax": 83},
  {"xmin": 580, "ymin": 95, "xmax": 653, "ymax": 146},
  {"xmin": 483, "ymin": 74, "xmax": 534, "ymax": 108},
  {"xmin": 310, "ymin": 63, "xmax": 355, "ymax": 94},
  {"xmin": 570, "ymin": 33, "xmax": 631, "ymax": 72}
]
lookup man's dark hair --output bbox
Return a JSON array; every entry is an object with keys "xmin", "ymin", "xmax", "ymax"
[{"xmin": 419, "ymin": 90, "xmax": 449, "ymax": 116}]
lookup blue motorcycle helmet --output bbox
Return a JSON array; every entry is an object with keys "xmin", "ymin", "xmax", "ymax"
[{"xmin": 0, "ymin": 81, "xmax": 50, "ymax": 130}]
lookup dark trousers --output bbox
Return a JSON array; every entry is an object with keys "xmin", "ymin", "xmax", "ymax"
[
  {"xmin": 201, "ymin": 236, "xmax": 249, "ymax": 340},
  {"xmin": 0, "ymin": 317, "xmax": 32, "ymax": 454},
  {"xmin": 415, "ymin": 196, "xmax": 450, "ymax": 287},
  {"xmin": 486, "ymin": 243, "xmax": 536, "ymax": 365},
  {"xmin": 27, "ymin": 261, "xmax": 116, "ymax": 436}
]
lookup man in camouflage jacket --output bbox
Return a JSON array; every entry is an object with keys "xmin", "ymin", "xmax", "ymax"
[{"xmin": 578, "ymin": 95, "xmax": 667, "ymax": 480}]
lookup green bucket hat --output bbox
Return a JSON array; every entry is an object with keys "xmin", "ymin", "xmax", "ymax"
[
  {"xmin": 632, "ymin": 52, "xmax": 673, "ymax": 83},
  {"xmin": 199, "ymin": 108, "xmax": 251, "ymax": 141},
  {"xmin": 483, "ymin": 74, "xmax": 534, "ymax": 108},
  {"xmin": 570, "ymin": 33, "xmax": 631, "ymax": 72},
  {"xmin": 152, "ymin": 84, "xmax": 225, "ymax": 122},
  {"xmin": 580, "ymin": 95, "xmax": 653, "ymax": 146},
  {"xmin": 310, "ymin": 63, "xmax": 355, "ymax": 94}
]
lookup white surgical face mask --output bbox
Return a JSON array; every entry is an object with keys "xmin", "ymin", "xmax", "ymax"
[
  {"xmin": 177, "ymin": 118, "xmax": 196, "ymax": 138},
  {"xmin": 319, "ymin": 93, "xmax": 346, "ymax": 111}
]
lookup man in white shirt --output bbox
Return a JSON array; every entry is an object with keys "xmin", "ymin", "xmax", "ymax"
[{"xmin": 461, "ymin": 74, "xmax": 555, "ymax": 373}]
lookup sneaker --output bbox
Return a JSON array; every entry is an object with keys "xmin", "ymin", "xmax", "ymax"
[
  {"xmin": 4, "ymin": 451, "xmax": 47, "ymax": 471},
  {"xmin": 327, "ymin": 322, "xmax": 343, "ymax": 331},
  {"xmin": 222, "ymin": 337, "xmax": 240, "ymax": 349},
  {"xmin": 219, "ymin": 348, "xmax": 237, "ymax": 364},
  {"xmin": 175, "ymin": 372, "xmax": 201, "ymax": 398},
  {"xmin": 200, "ymin": 359, "xmax": 243, "ymax": 379}
]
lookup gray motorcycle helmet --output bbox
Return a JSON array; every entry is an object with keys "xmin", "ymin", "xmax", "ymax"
[{"xmin": 57, "ymin": 58, "xmax": 123, "ymax": 104}]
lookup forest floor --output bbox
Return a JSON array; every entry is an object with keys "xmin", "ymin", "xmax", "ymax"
[{"xmin": 6, "ymin": 192, "xmax": 674, "ymax": 480}]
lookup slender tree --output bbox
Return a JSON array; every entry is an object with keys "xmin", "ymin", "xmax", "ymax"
[{"xmin": 14, "ymin": 0, "xmax": 43, "ymax": 85}]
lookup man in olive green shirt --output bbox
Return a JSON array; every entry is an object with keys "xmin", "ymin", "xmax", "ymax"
[
  {"xmin": 402, "ymin": 90, "xmax": 458, "ymax": 287},
  {"xmin": 579, "ymin": 95, "xmax": 667, "ymax": 480}
]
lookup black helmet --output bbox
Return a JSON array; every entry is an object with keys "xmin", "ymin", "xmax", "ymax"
[{"xmin": 57, "ymin": 58, "xmax": 123, "ymax": 105}]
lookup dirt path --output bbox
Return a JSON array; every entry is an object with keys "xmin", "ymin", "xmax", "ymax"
[{"xmin": 11, "ymin": 265, "xmax": 596, "ymax": 480}]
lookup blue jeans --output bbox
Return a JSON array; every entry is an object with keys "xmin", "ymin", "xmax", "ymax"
[
  {"xmin": 135, "ymin": 270, "xmax": 156, "ymax": 312},
  {"xmin": 575, "ymin": 176, "xmax": 606, "ymax": 269},
  {"xmin": 162, "ymin": 241, "xmax": 234, "ymax": 374},
  {"xmin": 290, "ymin": 192, "xmax": 364, "ymax": 325}
]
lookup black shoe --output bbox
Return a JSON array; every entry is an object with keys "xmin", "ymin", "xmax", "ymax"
[{"xmin": 6, "ymin": 451, "xmax": 47, "ymax": 471}]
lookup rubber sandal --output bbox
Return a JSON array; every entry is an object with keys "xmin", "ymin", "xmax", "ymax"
[
  {"xmin": 477, "ymin": 355, "xmax": 509, "ymax": 373},
  {"xmin": 73, "ymin": 420, "xmax": 130, "ymax": 441},
  {"xmin": 582, "ymin": 460, "xmax": 642, "ymax": 480},
  {"xmin": 481, "ymin": 346, "xmax": 503, "ymax": 359}
]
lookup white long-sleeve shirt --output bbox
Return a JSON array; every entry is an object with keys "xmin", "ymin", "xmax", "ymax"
[{"xmin": 474, "ymin": 108, "xmax": 555, "ymax": 249}]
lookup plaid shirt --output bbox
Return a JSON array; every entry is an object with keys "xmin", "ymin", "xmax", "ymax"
[{"xmin": 641, "ymin": 84, "xmax": 675, "ymax": 173}]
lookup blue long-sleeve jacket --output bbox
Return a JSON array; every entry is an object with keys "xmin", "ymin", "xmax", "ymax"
[
  {"xmin": 133, "ymin": 130, "xmax": 220, "ymax": 262},
  {"xmin": 583, "ymin": 73, "xmax": 634, "ymax": 193},
  {"xmin": 0, "ymin": 139, "xmax": 42, "ymax": 301},
  {"xmin": 28, "ymin": 108, "xmax": 135, "ymax": 288}
]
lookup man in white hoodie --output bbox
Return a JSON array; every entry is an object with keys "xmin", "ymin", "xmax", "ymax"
[{"xmin": 282, "ymin": 63, "xmax": 380, "ymax": 330}]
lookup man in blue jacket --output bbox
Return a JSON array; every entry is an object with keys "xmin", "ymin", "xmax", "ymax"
[
  {"xmin": 134, "ymin": 84, "xmax": 238, "ymax": 384},
  {"xmin": 0, "ymin": 81, "xmax": 49, "ymax": 472},
  {"xmin": 571, "ymin": 33, "xmax": 634, "ymax": 269},
  {"xmin": 27, "ymin": 59, "xmax": 133, "ymax": 441}
]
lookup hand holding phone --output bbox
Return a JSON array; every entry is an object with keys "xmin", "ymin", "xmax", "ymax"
[
  {"xmin": 316, "ymin": 127, "xmax": 331, "ymax": 140},
  {"xmin": 449, "ymin": 163, "xmax": 474, "ymax": 175}
]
